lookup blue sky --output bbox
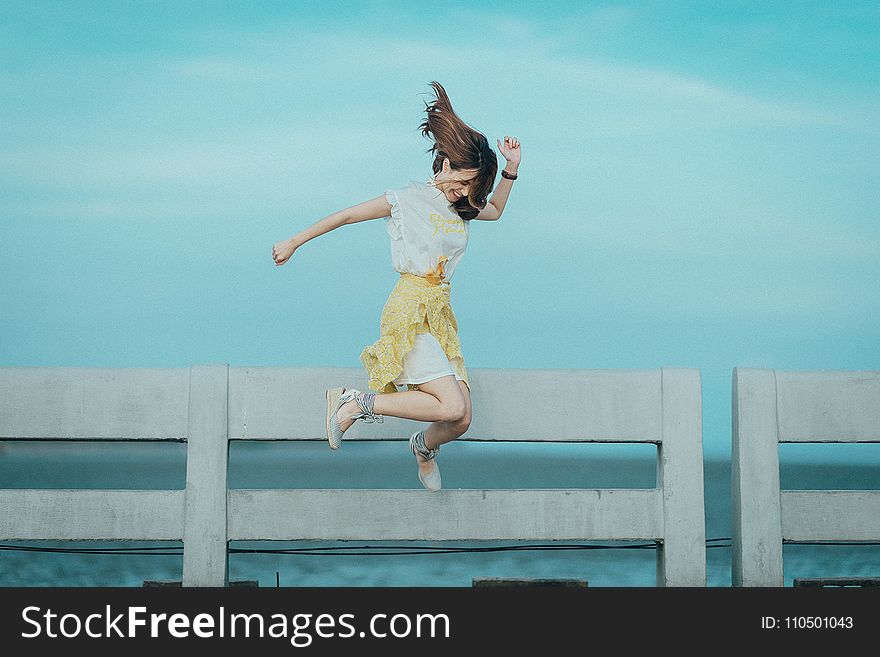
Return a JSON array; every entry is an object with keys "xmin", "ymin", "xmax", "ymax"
[{"xmin": 1, "ymin": 1, "xmax": 878, "ymax": 459}]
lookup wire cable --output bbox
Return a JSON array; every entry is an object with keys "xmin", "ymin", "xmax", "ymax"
[{"xmin": 1, "ymin": 538, "xmax": 878, "ymax": 557}]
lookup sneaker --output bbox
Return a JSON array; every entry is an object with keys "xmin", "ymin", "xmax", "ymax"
[
  {"xmin": 325, "ymin": 387, "xmax": 358, "ymax": 450},
  {"xmin": 409, "ymin": 430, "xmax": 441, "ymax": 492},
  {"xmin": 325, "ymin": 387, "xmax": 385, "ymax": 450}
]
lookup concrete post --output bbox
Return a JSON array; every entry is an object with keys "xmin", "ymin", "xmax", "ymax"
[
  {"xmin": 731, "ymin": 367, "xmax": 783, "ymax": 586},
  {"xmin": 182, "ymin": 364, "xmax": 229, "ymax": 586},
  {"xmin": 655, "ymin": 368, "xmax": 706, "ymax": 586}
]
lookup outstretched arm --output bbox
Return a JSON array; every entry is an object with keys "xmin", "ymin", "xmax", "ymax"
[
  {"xmin": 272, "ymin": 194, "xmax": 393, "ymax": 266},
  {"xmin": 475, "ymin": 135, "xmax": 521, "ymax": 221}
]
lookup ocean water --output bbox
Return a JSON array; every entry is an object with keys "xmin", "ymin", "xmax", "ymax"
[{"xmin": 0, "ymin": 441, "xmax": 878, "ymax": 587}]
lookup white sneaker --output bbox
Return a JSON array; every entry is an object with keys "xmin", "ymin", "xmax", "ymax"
[
  {"xmin": 325, "ymin": 387, "xmax": 358, "ymax": 450},
  {"xmin": 325, "ymin": 388, "xmax": 385, "ymax": 450},
  {"xmin": 410, "ymin": 431, "xmax": 441, "ymax": 492}
]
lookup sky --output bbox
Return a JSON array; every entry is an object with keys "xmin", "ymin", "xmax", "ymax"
[{"xmin": 1, "ymin": 1, "xmax": 878, "ymax": 460}]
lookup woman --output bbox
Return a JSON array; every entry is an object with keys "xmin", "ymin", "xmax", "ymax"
[{"xmin": 272, "ymin": 81, "xmax": 521, "ymax": 492}]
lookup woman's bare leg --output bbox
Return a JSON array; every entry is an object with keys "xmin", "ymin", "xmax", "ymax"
[
  {"xmin": 423, "ymin": 380, "xmax": 471, "ymax": 449},
  {"xmin": 333, "ymin": 374, "xmax": 467, "ymax": 433},
  {"xmin": 405, "ymin": 378, "xmax": 471, "ymax": 482}
]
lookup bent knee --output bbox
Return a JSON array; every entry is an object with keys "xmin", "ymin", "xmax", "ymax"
[
  {"xmin": 440, "ymin": 399, "xmax": 468, "ymax": 423},
  {"xmin": 451, "ymin": 412, "xmax": 471, "ymax": 435},
  {"xmin": 446, "ymin": 406, "xmax": 471, "ymax": 435}
]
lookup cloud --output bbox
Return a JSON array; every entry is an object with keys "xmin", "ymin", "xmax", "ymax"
[
  {"xmin": 170, "ymin": 56, "xmax": 283, "ymax": 81},
  {"xmin": 0, "ymin": 8, "xmax": 865, "ymax": 226},
  {"xmin": 148, "ymin": 10, "xmax": 841, "ymax": 130},
  {"xmin": 0, "ymin": 124, "xmax": 411, "ymax": 182}
]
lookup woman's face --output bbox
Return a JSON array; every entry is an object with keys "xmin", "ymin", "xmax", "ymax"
[{"xmin": 435, "ymin": 160, "xmax": 479, "ymax": 204}]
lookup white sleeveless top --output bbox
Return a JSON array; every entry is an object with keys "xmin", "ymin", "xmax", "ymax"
[{"xmin": 383, "ymin": 180, "xmax": 470, "ymax": 282}]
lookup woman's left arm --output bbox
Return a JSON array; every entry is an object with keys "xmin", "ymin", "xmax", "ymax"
[{"xmin": 475, "ymin": 135, "xmax": 521, "ymax": 221}]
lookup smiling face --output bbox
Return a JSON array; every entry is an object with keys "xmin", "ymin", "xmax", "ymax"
[{"xmin": 433, "ymin": 158, "xmax": 479, "ymax": 204}]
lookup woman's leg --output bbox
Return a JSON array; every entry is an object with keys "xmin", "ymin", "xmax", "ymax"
[
  {"xmin": 334, "ymin": 374, "xmax": 467, "ymax": 433},
  {"xmin": 423, "ymin": 380, "xmax": 471, "ymax": 449},
  {"xmin": 407, "ymin": 378, "xmax": 471, "ymax": 483}
]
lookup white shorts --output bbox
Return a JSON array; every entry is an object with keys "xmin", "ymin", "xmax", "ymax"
[{"xmin": 392, "ymin": 332, "xmax": 464, "ymax": 391}]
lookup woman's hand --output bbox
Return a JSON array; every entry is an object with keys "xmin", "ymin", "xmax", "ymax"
[
  {"xmin": 497, "ymin": 136, "xmax": 521, "ymax": 167},
  {"xmin": 272, "ymin": 238, "xmax": 297, "ymax": 266}
]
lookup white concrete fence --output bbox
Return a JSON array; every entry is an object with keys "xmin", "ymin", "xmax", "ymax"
[
  {"xmin": 0, "ymin": 365, "xmax": 706, "ymax": 587},
  {"xmin": 731, "ymin": 368, "xmax": 880, "ymax": 586}
]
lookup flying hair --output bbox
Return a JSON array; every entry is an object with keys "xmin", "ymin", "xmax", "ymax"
[{"xmin": 418, "ymin": 81, "xmax": 498, "ymax": 220}]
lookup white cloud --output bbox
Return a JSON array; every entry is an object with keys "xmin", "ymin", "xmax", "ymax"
[
  {"xmin": 0, "ymin": 124, "xmax": 410, "ymax": 187},
  {"xmin": 170, "ymin": 56, "xmax": 283, "ymax": 81},
  {"xmin": 155, "ymin": 14, "xmax": 839, "ymax": 130},
  {"xmin": 0, "ymin": 10, "xmax": 866, "ymax": 227}
]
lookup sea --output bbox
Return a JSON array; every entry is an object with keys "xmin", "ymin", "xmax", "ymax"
[{"xmin": 1, "ymin": 440, "xmax": 878, "ymax": 587}]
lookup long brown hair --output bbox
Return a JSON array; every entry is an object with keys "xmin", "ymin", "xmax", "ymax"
[{"xmin": 419, "ymin": 81, "xmax": 497, "ymax": 220}]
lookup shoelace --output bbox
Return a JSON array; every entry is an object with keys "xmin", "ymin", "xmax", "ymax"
[
  {"xmin": 354, "ymin": 392, "xmax": 384, "ymax": 424},
  {"xmin": 410, "ymin": 430, "xmax": 438, "ymax": 461}
]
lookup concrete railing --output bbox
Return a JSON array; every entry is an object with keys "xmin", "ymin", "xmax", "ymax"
[
  {"xmin": 731, "ymin": 368, "xmax": 880, "ymax": 586},
  {"xmin": 0, "ymin": 365, "xmax": 706, "ymax": 586}
]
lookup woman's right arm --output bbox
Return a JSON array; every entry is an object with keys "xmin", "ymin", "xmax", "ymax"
[{"xmin": 272, "ymin": 194, "xmax": 393, "ymax": 266}]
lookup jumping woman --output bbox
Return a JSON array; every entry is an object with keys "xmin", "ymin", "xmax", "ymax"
[{"xmin": 271, "ymin": 81, "xmax": 521, "ymax": 491}]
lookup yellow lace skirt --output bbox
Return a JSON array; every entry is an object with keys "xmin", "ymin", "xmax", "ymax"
[{"xmin": 359, "ymin": 273, "xmax": 469, "ymax": 393}]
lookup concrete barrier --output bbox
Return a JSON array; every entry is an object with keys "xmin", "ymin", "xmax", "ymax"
[
  {"xmin": 0, "ymin": 365, "xmax": 706, "ymax": 586},
  {"xmin": 731, "ymin": 368, "xmax": 880, "ymax": 586}
]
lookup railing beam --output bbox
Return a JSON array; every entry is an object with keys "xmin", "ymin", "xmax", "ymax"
[
  {"xmin": 731, "ymin": 368, "xmax": 784, "ymax": 587},
  {"xmin": 656, "ymin": 368, "xmax": 706, "ymax": 586},
  {"xmin": 182, "ymin": 364, "xmax": 229, "ymax": 587}
]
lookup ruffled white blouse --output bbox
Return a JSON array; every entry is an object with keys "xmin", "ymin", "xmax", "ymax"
[{"xmin": 384, "ymin": 180, "xmax": 470, "ymax": 282}]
